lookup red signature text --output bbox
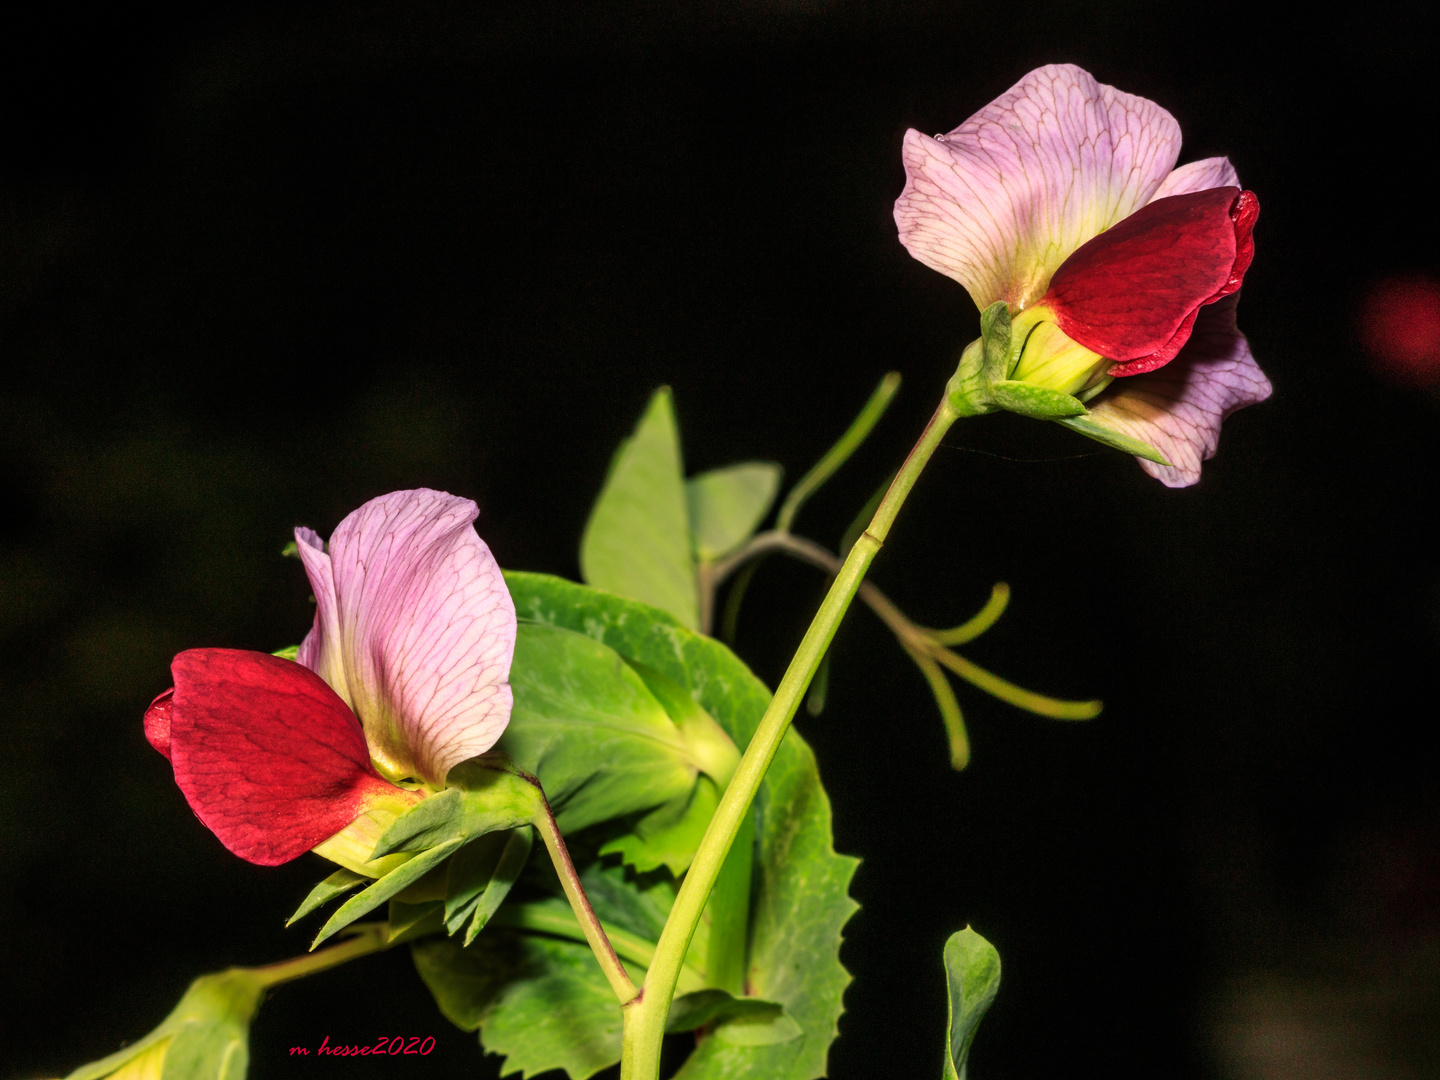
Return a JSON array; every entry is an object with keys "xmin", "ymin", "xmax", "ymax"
[{"xmin": 290, "ymin": 1036, "xmax": 436, "ymax": 1057}]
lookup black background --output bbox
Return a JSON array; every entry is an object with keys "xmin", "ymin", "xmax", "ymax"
[{"xmin": 4, "ymin": 3, "xmax": 1439, "ymax": 1078}]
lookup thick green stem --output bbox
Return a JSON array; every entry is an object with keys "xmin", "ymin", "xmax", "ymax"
[
  {"xmin": 620, "ymin": 396, "xmax": 961, "ymax": 1079},
  {"xmin": 250, "ymin": 923, "xmax": 389, "ymax": 988}
]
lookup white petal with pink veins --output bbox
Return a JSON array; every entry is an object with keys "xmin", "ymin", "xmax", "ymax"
[
  {"xmin": 296, "ymin": 489, "xmax": 516, "ymax": 785},
  {"xmin": 1150, "ymin": 156, "xmax": 1240, "ymax": 200},
  {"xmin": 894, "ymin": 64, "xmax": 1181, "ymax": 311},
  {"xmin": 1085, "ymin": 296, "xmax": 1272, "ymax": 487}
]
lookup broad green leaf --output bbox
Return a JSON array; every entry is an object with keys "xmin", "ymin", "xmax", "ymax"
[
  {"xmin": 579, "ymin": 387, "xmax": 699, "ymax": 629},
  {"xmin": 413, "ymin": 932, "xmax": 625, "ymax": 1080},
  {"xmin": 506, "ymin": 572, "xmax": 859, "ymax": 1080},
  {"xmin": 498, "ymin": 622, "xmax": 699, "ymax": 832},
  {"xmin": 667, "ymin": 990, "xmax": 784, "ymax": 1033},
  {"xmin": 686, "ymin": 462, "xmax": 783, "ymax": 561},
  {"xmin": 942, "ymin": 927, "xmax": 1002, "ymax": 1080},
  {"xmin": 286, "ymin": 867, "xmax": 366, "ymax": 925},
  {"xmin": 1056, "ymin": 414, "xmax": 1169, "ymax": 464},
  {"xmin": 599, "ymin": 774, "xmax": 720, "ymax": 875}
]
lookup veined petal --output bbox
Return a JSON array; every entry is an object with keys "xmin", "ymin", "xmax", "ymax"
[
  {"xmin": 164, "ymin": 649, "xmax": 409, "ymax": 866},
  {"xmin": 895, "ymin": 64, "xmax": 1181, "ymax": 311},
  {"xmin": 296, "ymin": 489, "xmax": 517, "ymax": 786},
  {"xmin": 1084, "ymin": 296, "xmax": 1271, "ymax": 487},
  {"xmin": 295, "ymin": 526, "xmax": 346, "ymax": 703},
  {"xmin": 1150, "ymin": 156, "xmax": 1239, "ymax": 200}
]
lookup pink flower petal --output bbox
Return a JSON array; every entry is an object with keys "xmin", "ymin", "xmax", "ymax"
[
  {"xmin": 165, "ymin": 649, "xmax": 405, "ymax": 866},
  {"xmin": 1150, "ymin": 156, "xmax": 1239, "ymax": 200},
  {"xmin": 894, "ymin": 64, "xmax": 1181, "ymax": 311},
  {"xmin": 1084, "ymin": 295, "xmax": 1272, "ymax": 487},
  {"xmin": 296, "ymin": 489, "xmax": 516, "ymax": 786}
]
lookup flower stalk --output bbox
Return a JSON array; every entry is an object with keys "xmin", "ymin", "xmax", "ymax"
[{"xmin": 619, "ymin": 394, "xmax": 961, "ymax": 1079}]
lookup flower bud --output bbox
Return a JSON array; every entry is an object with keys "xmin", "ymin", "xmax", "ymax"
[
  {"xmin": 61, "ymin": 970, "xmax": 263, "ymax": 1080},
  {"xmin": 1007, "ymin": 306, "xmax": 1113, "ymax": 399}
]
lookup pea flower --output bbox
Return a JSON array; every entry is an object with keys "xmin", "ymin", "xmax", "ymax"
[
  {"xmin": 895, "ymin": 64, "xmax": 1270, "ymax": 486},
  {"xmin": 144, "ymin": 489, "xmax": 516, "ymax": 868}
]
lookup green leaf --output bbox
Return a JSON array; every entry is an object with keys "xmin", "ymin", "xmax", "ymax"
[
  {"xmin": 506, "ymin": 572, "xmax": 859, "ymax": 1080},
  {"xmin": 313, "ymin": 839, "xmax": 463, "ymax": 947},
  {"xmin": 687, "ymin": 462, "xmax": 783, "ymax": 561},
  {"xmin": 599, "ymin": 774, "xmax": 720, "ymax": 875},
  {"xmin": 666, "ymin": 990, "xmax": 784, "ymax": 1033},
  {"xmin": 497, "ymin": 622, "xmax": 700, "ymax": 833},
  {"xmin": 942, "ymin": 927, "xmax": 1002, "ymax": 1080},
  {"xmin": 271, "ymin": 644, "xmax": 299, "ymax": 661},
  {"xmin": 1055, "ymin": 415, "xmax": 1170, "ymax": 464},
  {"xmin": 579, "ymin": 387, "xmax": 699, "ymax": 629},
  {"xmin": 286, "ymin": 867, "xmax": 367, "ymax": 926},
  {"xmin": 989, "ymin": 380, "xmax": 1087, "ymax": 419},
  {"xmin": 413, "ymin": 932, "xmax": 626, "ymax": 1080}
]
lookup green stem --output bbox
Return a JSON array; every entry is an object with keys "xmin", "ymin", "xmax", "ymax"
[
  {"xmin": 774, "ymin": 372, "xmax": 901, "ymax": 533},
  {"xmin": 534, "ymin": 797, "xmax": 640, "ymax": 1003},
  {"xmin": 492, "ymin": 903, "xmax": 708, "ymax": 995},
  {"xmin": 250, "ymin": 923, "xmax": 388, "ymax": 989},
  {"xmin": 621, "ymin": 395, "xmax": 961, "ymax": 1080}
]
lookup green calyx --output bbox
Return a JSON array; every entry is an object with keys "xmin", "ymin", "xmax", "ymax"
[{"xmin": 946, "ymin": 301, "xmax": 1167, "ymax": 463}]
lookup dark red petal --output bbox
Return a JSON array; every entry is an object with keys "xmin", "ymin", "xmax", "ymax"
[
  {"xmin": 144, "ymin": 689, "xmax": 175, "ymax": 761},
  {"xmin": 168, "ymin": 648, "xmax": 398, "ymax": 866},
  {"xmin": 1044, "ymin": 187, "xmax": 1251, "ymax": 366}
]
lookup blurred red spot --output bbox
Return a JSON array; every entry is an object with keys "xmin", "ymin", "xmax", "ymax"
[{"xmin": 1361, "ymin": 275, "xmax": 1440, "ymax": 385}]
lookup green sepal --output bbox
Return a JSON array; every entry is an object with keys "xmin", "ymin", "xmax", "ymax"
[
  {"xmin": 666, "ymin": 989, "xmax": 785, "ymax": 1033},
  {"xmin": 579, "ymin": 386, "xmax": 700, "ymax": 629},
  {"xmin": 312, "ymin": 838, "xmax": 464, "ymax": 948},
  {"xmin": 687, "ymin": 462, "xmax": 783, "ymax": 561},
  {"xmin": 63, "ymin": 969, "xmax": 264, "ymax": 1080},
  {"xmin": 942, "ymin": 927, "xmax": 1002, "ymax": 1080},
  {"xmin": 979, "ymin": 300, "xmax": 1012, "ymax": 380},
  {"xmin": 286, "ymin": 867, "xmax": 367, "ymax": 926},
  {"xmin": 456, "ymin": 828, "xmax": 534, "ymax": 945},
  {"xmin": 989, "ymin": 380, "xmax": 1087, "ymax": 419},
  {"xmin": 443, "ymin": 831, "xmax": 509, "ymax": 922},
  {"xmin": 387, "ymin": 899, "xmax": 446, "ymax": 945},
  {"xmin": 946, "ymin": 338, "xmax": 992, "ymax": 417},
  {"xmin": 271, "ymin": 644, "xmax": 300, "ymax": 661},
  {"xmin": 1055, "ymin": 415, "xmax": 1170, "ymax": 464},
  {"xmin": 372, "ymin": 756, "xmax": 543, "ymax": 858}
]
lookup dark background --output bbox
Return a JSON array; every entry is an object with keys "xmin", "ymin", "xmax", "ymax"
[{"xmin": 4, "ymin": 3, "xmax": 1438, "ymax": 1078}]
